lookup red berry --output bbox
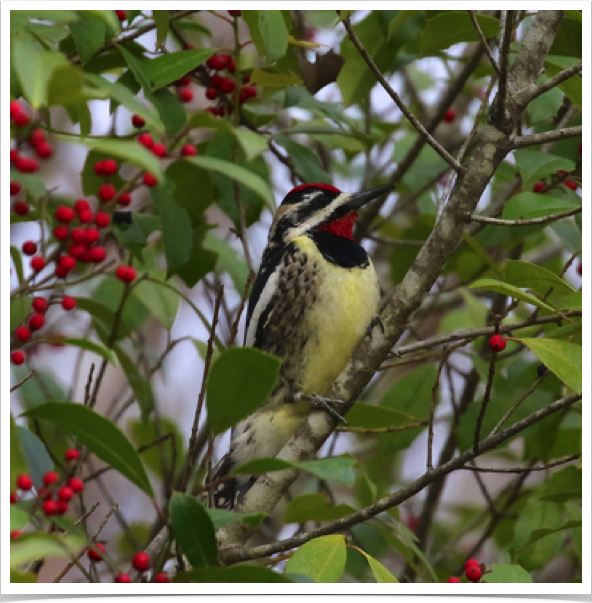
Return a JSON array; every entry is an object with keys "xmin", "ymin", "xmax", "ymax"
[
  {"xmin": 532, "ymin": 181, "xmax": 545, "ymax": 193},
  {"xmin": 99, "ymin": 183, "xmax": 116, "ymax": 202},
  {"xmin": 13, "ymin": 111, "xmax": 30, "ymax": 127},
  {"xmin": 28, "ymin": 313, "xmax": 45, "ymax": 331},
  {"xmin": 78, "ymin": 209, "xmax": 93, "ymax": 223},
  {"xmin": 11, "ymin": 530, "xmax": 22, "ymax": 540},
  {"xmin": 22, "ymin": 240, "xmax": 37, "ymax": 255},
  {"xmin": 10, "ymin": 492, "xmax": 18, "ymax": 504},
  {"xmin": 206, "ymin": 54, "xmax": 225, "ymax": 71},
  {"xmin": 10, "ymin": 149, "xmax": 20, "ymax": 163},
  {"xmin": 53, "ymin": 225, "xmax": 70, "ymax": 240},
  {"xmin": 242, "ymin": 74, "xmax": 251, "ymax": 84},
  {"xmin": 115, "ymin": 573, "xmax": 132, "ymax": 583},
  {"xmin": 10, "ymin": 100, "xmax": 22, "ymax": 119},
  {"xmin": 71, "ymin": 228, "xmax": 87, "ymax": 244},
  {"xmin": 132, "ymin": 551, "xmax": 152, "ymax": 572},
  {"xmin": 68, "ymin": 477, "xmax": 84, "ymax": 493},
  {"xmin": 42, "ymin": 500, "xmax": 58, "ymax": 516},
  {"xmin": 465, "ymin": 558, "xmax": 480, "ymax": 569},
  {"xmin": 211, "ymin": 74, "xmax": 224, "ymax": 89},
  {"xmin": 116, "ymin": 265, "xmax": 137, "ymax": 283},
  {"xmin": 16, "ymin": 157, "xmax": 39, "ymax": 173},
  {"xmin": 65, "ymin": 448, "xmax": 80, "ymax": 461},
  {"xmin": 102, "ymin": 158, "xmax": 118, "ymax": 175},
  {"xmin": 444, "ymin": 108, "xmax": 456, "ymax": 123},
  {"xmin": 155, "ymin": 572, "xmax": 170, "ymax": 583},
  {"xmin": 61, "ymin": 296, "xmax": 77, "ymax": 311},
  {"xmin": 16, "ymin": 474, "xmax": 34, "ymax": 491},
  {"xmin": 10, "ymin": 181, "xmax": 22, "ymax": 196},
  {"xmin": 89, "ymin": 246, "xmax": 106, "ymax": 263},
  {"xmin": 13, "ymin": 201, "xmax": 30, "ymax": 216},
  {"xmin": 85, "ymin": 228, "xmax": 101, "ymax": 245},
  {"xmin": 35, "ymin": 143, "xmax": 53, "ymax": 159},
  {"xmin": 228, "ymin": 10, "xmax": 242, "ymax": 17},
  {"xmin": 31, "ymin": 256, "xmax": 46, "ymax": 271},
  {"xmin": 115, "ymin": 10, "xmax": 126, "ymax": 21},
  {"xmin": 565, "ymin": 180, "xmax": 578, "ymax": 191},
  {"xmin": 219, "ymin": 54, "xmax": 232, "ymax": 69},
  {"xmin": 181, "ymin": 144, "xmax": 197, "ymax": 157},
  {"xmin": 131, "ymin": 114, "xmax": 146, "ymax": 128},
  {"xmin": 56, "ymin": 500, "xmax": 69, "ymax": 515},
  {"xmin": 88, "ymin": 542, "xmax": 106, "ymax": 562},
  {"xmin": 220, "ymin": 78, "xmax": 235, "ymax": 94},
  {"xmin": 227, "ymin": 57, "xmax": 236, "ymax": 73},
  {"xmin": 58, "ymin": 486, "xmax": 74, "ymax": 502},
  {"xmin": 11, "ymin": 350, "xmax": 25, "ymax": 365},
  {"xmin": 577, "ymin": 262, "xmax": 582, "ymax": 276},
  {"xmin": 94, "ymin": 160, "xmax": 105, "ymax": 176},
  {"xmin": 446, "ymin": 577, "xmax": 462, "ymax": 583},
  {"xmin": 465, "ymin": 565, "xmax": 482, "ymax": 582},
  {"xmin": 143, "ymin": 173, "xmax": 157, "ymax": 187},
  {"xmin": 151, "ymin": 143, "xmax": 167, "ymax": 158},
  {"xmin": 32, "ymin": 297, "xmax": 49, "ymax": 313},
  {"xmin": 69, "ymin": 241, "xmax": 85, "ymax": 257},
  {"xmin": 55, "ymin": 265, "xmax": 68, "ymax": 279},
  {"xmin": 58, "ymin": 255, "xmax": 77, "ymax": 272},
  {"xmin": 43, "ymin": 471, "xmax": 59, "ymax": 486},
  {"xmin": 94, "ymin": 212, "xmax": 111, "ymax": 228},
  {"xmin": 178, "ymin": 87, "xmax": 194, "ymax": 103},
  {"xmin": 74, "ymin": 199, "xmax": 91, "ymax": 214},
  {"xmin": 15, "ymin": 326, "xmax": 31, "ymax": 342},
  {"xmin": 55, "ymin": 206, "xmax": 75, "ymax": 223},
  {"xmin": 489, "ymin": 334, "xmax": 506, "ymax": 352},
  {"xmin": 137, "ymin": 133, "xmax": 154, "ymax": 148},
  {"xmin": 118, "ymin": 192, "xmax": 132, "ymax": 206},
  {"xmin": 242, "ymin": 85, "xmax": 257, "ymax": 99},
  {"xmin": 205, "ymin": 87, "xmax": 218, "ymax": 101},
  {"xmin": 29, "ymin": 129, "xmax": 46, "ymax": 146}
]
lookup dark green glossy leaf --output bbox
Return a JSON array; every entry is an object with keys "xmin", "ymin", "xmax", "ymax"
[
  {"xmin": 145, "ymin": 48, "xmax": 215, "ymax": 90},
  {"xmin": 284, "ymin": 493, "xmax": 354, "ymax": 523},
  {"xmin": 16, "ymin": 426, "xmax": 53, "ymax": 489},
  {"xmin": 113, "ymin": 343, "xmax": 155, "ymax": 419},
  {"xmin": 285, "ymin": 535, "xmax": 346, "ymax": 583},
  {"xmin": 540, "ymin": 466, "xmax": 582, "ymax": 503},
  {"xmin": 69, "ymin": 12, "xmax": 105, "ymax": 65}
]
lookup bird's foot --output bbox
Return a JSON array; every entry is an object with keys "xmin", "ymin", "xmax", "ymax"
[
  {"xmin": 366, "ymin": 315, "xmax": 385, "ymax": 339},
  {"xmin": 295, "ymin": 392, "xmax": 349, "ymax": 425}
]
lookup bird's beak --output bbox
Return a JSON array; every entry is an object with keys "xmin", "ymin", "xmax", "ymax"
[{"xmin": 341, "ymin": 183, "xmax": 392, "ymax": 212}]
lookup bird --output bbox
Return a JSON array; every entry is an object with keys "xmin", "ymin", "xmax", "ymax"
[{"xmin": 210, "ymin": 182, "xmax": 391, "ymax": 509}]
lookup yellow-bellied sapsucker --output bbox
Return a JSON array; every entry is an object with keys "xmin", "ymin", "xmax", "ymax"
[{"xmin": 211, "ymin": 182, "xmax": 391, "ymax": 509}]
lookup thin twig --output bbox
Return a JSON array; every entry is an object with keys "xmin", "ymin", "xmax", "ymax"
[
  {"xmin": 10, "ymin": 371, "xmax": 36, "ymax": 392},
  {"xmin": 427, "ymin": 357, "xmax": 446, "ymax": 470},
  {"xmin": 336, "ymin": 421, "xmax": 428, "ymax": 434},
  {"xmin": 511, "ymin": 125, "xmax": 582, "ymax": 149},
  {"xmin": 469, "ymin": 206, "xmax": 581, "ymax": 226},
  {"xmin": 461, "ymin": 454, "xmax": 580, "ymax": 473},
  {"xmin": 468, "ymin": 11, "xmax": 500, "ymax": 75},
  {"xmin": 523, "ymin": 60, "xmax": 582, "ymax": 103},
  {"xmin": 83, "ymin": 364, "xmax": 95, "ymax": 406},
  {"xmin": 229, "ymin": 272, "xmax": 255, "ymax": 347},
  {"xmin": 339, "ymin": 12, "xmax": 464, "ymax": 173}
]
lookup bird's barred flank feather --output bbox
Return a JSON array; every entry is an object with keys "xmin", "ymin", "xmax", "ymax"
[{"xmin": 210, "ymin": 183, "xmax": 390, "ymax": 509}]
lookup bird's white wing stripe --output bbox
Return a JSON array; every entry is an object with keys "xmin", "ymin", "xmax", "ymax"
[{"xmin": 245, "ymin": 267, "xmax": 280, "ymax": 347}]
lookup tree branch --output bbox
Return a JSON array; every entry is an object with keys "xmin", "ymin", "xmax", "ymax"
[
  {"xmin": 470, "ymin": 206, "xmax": 581, "ymax": 226},
  {"xmin": 522, "ymin": 60, "xmax": 582, "ymax": 104},
  {"xmin": 340, "ymin": 13, "xmax": 464, "ymax": 174},
  {"xmin": 511, "ymin": 125, "xmax": 582, "ymax": 148},
  {"xmin": 220, "ymin": 393, "xmax": 580, "ymax": 564},
  {"xmin": 468, "ymin": 10, "xmax": 500, "ymax": 75}
]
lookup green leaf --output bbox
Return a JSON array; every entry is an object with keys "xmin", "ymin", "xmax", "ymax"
[
  {"xmin": 515, "ymin": 338, "xmax": 581, "ymax": 393},
  {"xmin": 56, "ymin": 131, "xmax": 164, "ymax": 178},
  {"xmin": 10, "ymin": 533, "xmax": 85, "ymax": 568},
  {"xmin": 10, "ymin": 569, "xmax": 37, "ymax": 583},
  {"xmin": 206, "ymin": 348, "xmax": 281, "ymax": 434},
  {"xmin": 545, "ymin": 56, "xmax": 582, "ymax": 111},
  {"xmin": 258, "ymin": 11, "xmax": 289, "ymax": 63},
  {"xmin": 346, "ymin": 403, "xmax": 421, "ymax": 430},
  {"xmin": 187, "ymin": 156, "xmax": 274, "ymax": 210},
  {"xmin": 10, "ymin": 415, "xmax": 28, "ymax": 491},
  {"xmin": 11, "ymin": 506, "xmax": 29, "ymax": 531},
  {"xmin": 134, "ymin": 270, "xmax": 180, "ymax": 330},
  {"xmin": 165, "ymin": 160, "xmax": 214, "ymax": 222},
  {"xmin": 502, "ymin": 192, "xmax": 580, "ymax": 221},
  {"xmin": 17, "ymin": 426, "xmax": 53, "ymax": 489},
  {"xmin": 462, "ymin": 232, "xmax": 503, "ymax": 276},
  {"xmin": 540, "ymin": 466, "xmax": 582, "ymax": 503},
  {"xmin": 168, "ymin": 493, "xmax": 218, "ymax": 568},
  {"xmin": 503, "ymin": 260, "xmax": 575, "ymax": 302},
  {"xmin": 274, "ymin": 135, "xmax": 331, "ymax": 183},
  {"xmin": 513, "ymin": 149, "xmax": 576, "ymax": 190},
  {"xmin": 46, "ymin": 64, "xmax": 86, "ymax": 107},
  {"xmin": 22, "ymin": 402, "xmax": 153, "ymax": 495},
  {"xmin": 119, "ymin": 44, "xmax": 152, "ymax": 93},
  {"xmin": 175, "ymin": 565, "xmax": 292, "ymax": 583},
  {"xmin": 15, "ymin": 10, "xmax": 79, "ymax": 22},
  {"xmin": 10, "ymin": 295, "xmax": 30, "ymax": 333},
  {"xmin": 153, "ymin": 10, "xmax": 170, "ymax": 48},
  {"xmin": 10, "ymin": 170, "xmax": 47, "ymax": 197},
  {"xmin": 356, "ymin": 549, "xmax": 399, "ymax": 583},
  {"xmin": 145, "ymin": 48, "xmax": 215, "ymax": 90},
  {"xmin": 113, "ymin": 344, "xmax": 155, "ymax": 419},
  {"xmin": 175, "ymin": 224, "xmax": 218, "ymax": 289},
  {"xmin": 205, "ymin": 508, "xmax": 266, "ymax": 530},
  {"xmin": 284, "ymin": 493, "xmax": 354, "ymax": 523},
  {"xmin": 481, "ymin": 564, "xmax": 533, "ymax": 583},
  {"xmin": 469, "ymin": 278, "xmax": 559, "ymax": 314},
  {"xmin": 151, "ymin": 88, "xmax": 186, "ymax": 137},
  {"xmin": 74, "ymin": 297, "xmax": 132, "ymax": 340},
  {"xmin": 420, "ymin": 11, "xmax": 499, "ymax": 56},
  {"xmin": 68, "ymin": 12, "xmax": 105, "ymax": 65},
  {"xmin": 232, "ymin": 126, "xmax": 269, "ymax": 161},
  {"xmin": 203, "ymin": 232, "xmax": 249, "ymax": 293},
  {"xmin": 285, "ymin": 535, "xmax": 346, "ymax": 583},
  {"xmin": 42, "ymin": 337, "xmax": 116, "ymax": 362}
]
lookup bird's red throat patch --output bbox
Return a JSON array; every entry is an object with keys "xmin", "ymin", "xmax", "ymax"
[{"xmin": 318, "ymin": 211, "xmax": 358, "ymax": 240}]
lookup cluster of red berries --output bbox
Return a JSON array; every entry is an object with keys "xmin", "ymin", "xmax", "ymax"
[
  {"xmin": 446, "ymin": 558, "xmax": 483, "ymax": 582},
  {"xmin": 533, "ymin": 169, "xmax": 580, "ymax": 193},
  {"xmin": 488, "ymin": 334, "xmax": 506, "ymax": 352},
  {"xmin": 11, "ymin": 451, "xmax": 83, "ymax": 517},
  {"xmin": 133, "ymin": 118, "xmax": 197, "ymax": 158},
  {"xmin": 90, "ymin": 548, "xmax": 169, "ymax": 583},
  {"xmin": 11, "ymin": 294, "xmax": 77, "ymax": 364}
]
